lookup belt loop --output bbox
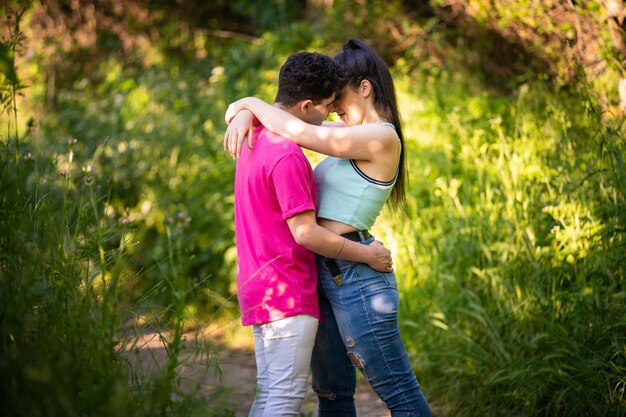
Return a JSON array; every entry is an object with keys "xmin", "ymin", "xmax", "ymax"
[{"xmin": 357, "ymin": 230, "xmax": 366, "ymax": 242}]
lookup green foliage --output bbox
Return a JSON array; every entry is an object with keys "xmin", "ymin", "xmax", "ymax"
[
  {"xmin": 383, "ymin": 67, "xmax": 626, "ymax": 416},
  {"xmin": 5, "ymin": 1, "xmax": 626, "ymax": 416},
  {"xmin": 214, "ymin": 0, "xmax": 302, "ymax": 31},
  {"xmin": 0, "ymin": 12, "xmax": 232, "ymax": 416},
  {"xmin": 38, "ymin": 58, "xmax": 239, "ymax": 315},
  {"xmin": 34, "ymin": 22, "xmax": 329, "ymax": 317},
  {"xmin": 0, "ymin": 126, "xmax": 231, "ymax": 416},
  {"xmin": 2, "ymin": 130, "xmax": 130, "ymax": 416},
  {"xmin": 0, "ymin": 41, "xmax": 18, "ymax": 85}
]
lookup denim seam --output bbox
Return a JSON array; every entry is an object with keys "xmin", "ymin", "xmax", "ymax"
[
  {"xmin": 354, "ymin": 266, "xmax": 413, "ymax": 412},
  {"xmin": 286, "ymin": 321, "xmax": 301, "ymax": 409}
]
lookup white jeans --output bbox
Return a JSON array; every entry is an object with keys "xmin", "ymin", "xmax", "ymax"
[{"xmin": 248, "ymin": 314, "xmax": 319, "ymax": 417}]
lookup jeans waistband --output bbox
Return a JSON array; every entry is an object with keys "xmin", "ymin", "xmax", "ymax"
[
  {"xmin": 341, "ymin": 230, "xmax": 371, "ymax": 243},
  {"xmin": 324, "ymin": 231, "xmax": 372, "ymax": 286}
]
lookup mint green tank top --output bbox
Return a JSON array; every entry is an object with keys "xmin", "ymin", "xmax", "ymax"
[{"xmin": 313, "ymin": 123, "xmax": 398, "ymax": 230}]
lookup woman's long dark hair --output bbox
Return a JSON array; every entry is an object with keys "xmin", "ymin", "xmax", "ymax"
[{"xmin": 333, "ymin": 38, "xmax": 407, "ymax": 211}]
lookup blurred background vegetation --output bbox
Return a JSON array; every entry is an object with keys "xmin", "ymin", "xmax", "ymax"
[{"xmin": 1, "ymin": 0, "xmax": 625, "ymax": 416}]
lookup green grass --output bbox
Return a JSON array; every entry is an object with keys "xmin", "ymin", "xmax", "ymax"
[
  {"xmin": 0, "ymin": 120, "xmax": 235, "ymax": 416},
  {"xmin": 377, "ymin": 70, "xmax": 626, "ymax": 416},
  {"xmin": 1, "ymin": 17, "xmax": 234, "ymax": 413},
  {"xmin": 2, "ymin": 7, "xmax": 625, "ymax": 415}
]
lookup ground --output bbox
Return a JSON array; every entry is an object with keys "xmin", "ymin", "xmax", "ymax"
[{"xmin": 124, "ymin": 321, "xmax": 391, "ymax": 417}]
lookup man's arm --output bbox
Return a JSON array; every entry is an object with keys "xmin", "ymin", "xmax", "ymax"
[{"xmin": 286, "ymin": 210, "xmax": 393, "ymax": 272}]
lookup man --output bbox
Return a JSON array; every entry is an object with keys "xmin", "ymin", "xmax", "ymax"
[{"xmin": 229, "ymin": 52, "xmax": 392, "ymax": 417}]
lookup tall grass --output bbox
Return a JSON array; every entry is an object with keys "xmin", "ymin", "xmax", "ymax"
[
  {"xmin": 380, "ymin": 69, "xmax": 626, "ymax": 416},
  {"xmin": 0, "ymin": 10, "xmax": 233, "ymax": 416},
  {"xmin": 37, "ymin": 58, "xmax": 239, "ymax": 315},
  {"xmin": 8, "ymin": 3, "xmax": 626, "ymax": 413}
]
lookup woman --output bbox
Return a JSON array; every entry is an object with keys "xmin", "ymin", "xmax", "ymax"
[{"xmin": 225, "ymin": 39, "xmax": 432, "ymax": 417}]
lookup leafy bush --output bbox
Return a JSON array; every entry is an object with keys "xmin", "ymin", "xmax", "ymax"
[
  {"xmin": 5, "ymin": 1, "xmax": 626, "ymax": 415},
  {"xmin": 33, "ymin": 21, "xmax": 329, "ymax": 317},
  {"xmin": 0, "ymin": 11, "xmax": 232, "ymax": 415},
  {"xmin": 379, "ymin": 67, "xmax": 626, "ymax": 416},
  {"xmin": 35, "ymin": 59, "xmax": 238, "ymax": 315}
]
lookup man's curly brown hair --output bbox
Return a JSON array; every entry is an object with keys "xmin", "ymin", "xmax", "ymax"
[{"xmin": 275, "ymin": 52, "xmax": 347, "ymax": 107}]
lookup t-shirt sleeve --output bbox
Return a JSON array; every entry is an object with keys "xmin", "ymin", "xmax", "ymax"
[{"xmin": 271, "ymin": 153, "xmax": 316, "ymax": 220}]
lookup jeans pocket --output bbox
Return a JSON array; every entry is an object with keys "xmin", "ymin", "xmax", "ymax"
[
  {"xmin": 261, "ymin": 321, "xmax": 299, "ymax": 340},
  {"xmin": 323, "ymin": 259, "xmax": 343, "ymax": 286},
  {"xmin": 354, "ymin": 263, "xmax": 397, "ymax": 289},
  {"xmin": 322, "ymin": 258, "xmax": 355, "ymax": 287},
  {"xmin": 261, "ymin": 327, "xmax": 292, "ymax": 340},
  {"xmin": 382, "ymin": 271, "xmax": 398, "ymax": 288}
]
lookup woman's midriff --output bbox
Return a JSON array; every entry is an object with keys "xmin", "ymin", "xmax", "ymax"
[{"xmin": 318, "ymin": 217, "xmax": 358, "ymax": 236}]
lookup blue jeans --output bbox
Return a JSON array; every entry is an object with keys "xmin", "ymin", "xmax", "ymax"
[{"xmin": 311, "ymin": 238, "xmax": 432, "ymax": 417}]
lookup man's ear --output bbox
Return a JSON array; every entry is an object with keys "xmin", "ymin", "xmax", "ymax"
[
  {"xmin": 360, "ymin": 79, "xmax": 372, "ymax": 98},
  {"xmin": 299, "ymin": 99, "xmax": 313, "ymax": 113}
]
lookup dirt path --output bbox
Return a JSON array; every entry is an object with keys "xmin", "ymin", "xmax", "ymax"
[
  {"xmin": 210, "ymin": 336, "xmax": 390, "ymax": 417},
  {"xmin": 125, "ymin": 326, "xmax": 391, "ymax": 417}
]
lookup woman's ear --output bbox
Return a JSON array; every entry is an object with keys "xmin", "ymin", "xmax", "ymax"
[{"xmin": 360, "ymin": 79, "xmax": 372, "ymax": 98}]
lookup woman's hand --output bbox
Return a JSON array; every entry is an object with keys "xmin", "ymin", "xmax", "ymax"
[
  {"xmin": 366, "ymin": 240, "xmax": 394, "ymax": 273},
  {"xmin": 224, "ymin": 97, "xmax": 251, "ymax": 125},
  {"xmin": 223, "ymin": 109, "xmax": 257, "ymax": 159}
]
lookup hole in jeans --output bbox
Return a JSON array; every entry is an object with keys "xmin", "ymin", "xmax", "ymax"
[
  {"xmin": 345, "ymin": 337, "xmax": 355, "ymax": 347},
  {"xmin": 347, "ymin": 352, "xmax": 365, "ymax": 368},
  {"xmin": 314, "ymin": 383, "xmax": 337, "ymax": 400}
]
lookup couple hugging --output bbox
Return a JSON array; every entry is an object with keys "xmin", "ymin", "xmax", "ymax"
[{"xmin": 225, "ymin": 38, "xmax": 432, "ymax": 417}]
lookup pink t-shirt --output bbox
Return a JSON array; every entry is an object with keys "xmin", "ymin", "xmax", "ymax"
[{"xmin": 234, "ymin": 125, "xmax": 319, "ymax": 326}]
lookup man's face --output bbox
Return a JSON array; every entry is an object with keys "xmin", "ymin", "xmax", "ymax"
[{"xmin": 300, "ymin": 94, "xmax": 335, "ymax": 126}]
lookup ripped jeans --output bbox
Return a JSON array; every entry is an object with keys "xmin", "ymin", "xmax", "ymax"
[{"xmin": 312, "ymin": 241, "xmax": 432, "ymax": 417}]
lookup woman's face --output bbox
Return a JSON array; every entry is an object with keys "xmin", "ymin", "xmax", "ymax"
[{"xmin": 331, "ymin": 85, "xmax": 365, "ymax": 126}]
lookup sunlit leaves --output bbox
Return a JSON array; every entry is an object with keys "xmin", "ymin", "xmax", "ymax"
[{"xmin": 0, "ymin": 41, "xmax": 18, "ymax": 85}]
